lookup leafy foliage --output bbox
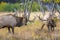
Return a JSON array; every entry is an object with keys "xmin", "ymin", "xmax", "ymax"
[
  {"xmin": 32, "ymin": 2, "xmax": 40, "ymax": 12},
  {"xmin": 43, "ymin": 0, "xmax": 60, "ymax": 3},
  {"xmin": 0, "ymin": 1, "xmax": 60, "ymax": 12},
  {"xmin": 0, "ymin": 2, "xmax": 23, "ymax": 12},
  {"xmin": 0, "ymin": 2, "xmax": 41, "ymax": 12}
]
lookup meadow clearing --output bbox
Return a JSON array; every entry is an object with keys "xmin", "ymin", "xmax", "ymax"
[{"xmin": 0, "ymin": 12, "xmax": 60, "ymax": 40}]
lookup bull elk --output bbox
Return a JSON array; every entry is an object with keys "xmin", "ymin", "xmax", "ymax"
[
  {"xmin": 36, "ymin": 15, "xmax": 56, "ymax": 31},
  {"xmin": 0, "ymin": 12, "xmax": 36, "ymax": 34},
  {"xmin": 0, "ymin": 13, "xmax": 27, "ymax": 34}
]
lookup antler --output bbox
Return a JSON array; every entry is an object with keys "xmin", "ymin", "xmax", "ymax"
[{"xmin": 36, "ymin": 14, "xmax": 47, "ymax": 21}]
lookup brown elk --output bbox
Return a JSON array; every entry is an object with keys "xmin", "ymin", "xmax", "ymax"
[
  {"xmin": 36, "ymin": 14, "xmax": 56, "ymax": 31},
  {"xmin": 0, "ymin": 12, "xmax": 36, "ymax": 34},
  {"xmin": 0, "ymin": 13, "xmax": 28, "ymax": 34}
]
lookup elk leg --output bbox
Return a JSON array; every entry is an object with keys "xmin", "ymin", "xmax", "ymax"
[
  {"xmin": 53, "ymin": 27, "xmax": 54, "ymax": 31},
  {"xmin": 8, "ymin": 27, "xmax": 11, "ymax": 33},
  {"xmin": 11, "ymin": 27, "xmax": 14, "ymax": 34},
  {"xmin": 48, "ymin": 26, "xmax": 51, "ymax": 32},
  {"xmin": 41, "ymin": 24, "xmax": 45, "ymax": 30},
  {"xmin": 50, "ymin": 25, "xmax": 52, "ymax": 31},
  {"xmin": 23, "ymin": 17, "xmax": 27, "ymax": 25},
  {"xmin": 52, "ymin": 27, "xmax": 54, "ymax": 31}
]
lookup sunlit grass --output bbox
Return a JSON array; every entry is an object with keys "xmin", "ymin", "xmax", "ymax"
[
  {"xmin": 0, "ymin": 12, "xmax": 60, "ymax": 40},
  {"xmin": 0, "ymin": 20, "xmax": 60, "ymax": 40}
]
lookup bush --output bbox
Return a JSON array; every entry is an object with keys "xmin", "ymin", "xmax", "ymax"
[
  {"xmin": 32, "ymin": 2, "xmax": 40, "ymax": 12},
  {"xmin": 0, "ymin": 2, "xmax": 24, "ymax": 12},
  {"xmin": 4, "ymin": 3, "xmax": 19, "ymax": 12},
  {"xmin": 0, "ymin": 2, "xmax": 7, "ymax": 12},
  {"xmin": 0, "ymin": 2, "xmax": 50, "ymax": 12}
]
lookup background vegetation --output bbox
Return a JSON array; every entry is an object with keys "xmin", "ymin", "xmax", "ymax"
[
  {"xmin": 0, "ymin": 0, "xmax": 60, "ymax": 12},
  {"xmin": 0, "ymin": 2, "xmax": 40, "ymax": 12}
]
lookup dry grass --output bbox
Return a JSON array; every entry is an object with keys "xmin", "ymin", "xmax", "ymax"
[
  {"xmin": 0, "ymin": 12, "xmax": 60, "ymax": 40},
  {"xmin": 0, "ymin": 21, "xmax": 60, "ymax": 40}
]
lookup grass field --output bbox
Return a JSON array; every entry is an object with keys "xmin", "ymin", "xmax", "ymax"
[{"xmin": 0, "ymin": 12, "xmax": 60, "ymax": 40}]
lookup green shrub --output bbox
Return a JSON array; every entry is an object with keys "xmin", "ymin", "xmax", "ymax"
[
  {"xmin": 0, "ymin": 2, "xmax": 7, "ymax": 11},
  {"xmin": 0, "ymin": 2, "xmax": 24, "ymax": 12},
  {"xmin": 4, "ymin": 3, "xmax": 19, "ymax": 12},
  {"xmin": 32, "ymin": 2, "xmax": 40, "ymax": 12},
  {"xmin": 0, "ymin": 2, "xmax": 51, "ymax": 12}
]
